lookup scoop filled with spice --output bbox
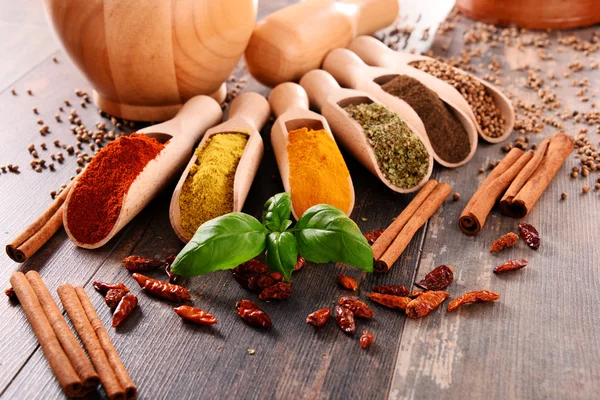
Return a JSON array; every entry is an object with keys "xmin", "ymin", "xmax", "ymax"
[
  {"xmin": 348, "ymin": 36, "xmax": 515, "ymax": 143},
  {"xmin": 300, "ymin": 69, "xmax": 433, "ymax": 193},
  {"xmin": 169, "ymin": 92, "xmax": 271, "ymax": 242},
  {"xmin": 322, "ymin": 48, "xmax": 478, "ymax": 167},
  {"xmin": 63, "ymin": 95, "xmax": 223, "ymax": 249},
  {"xmin": 268, "ymin": 82, "xmax": 355, "ymax": 219}
]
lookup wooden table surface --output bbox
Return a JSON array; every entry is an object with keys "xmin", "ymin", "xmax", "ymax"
[{"xmin": 1, "ymin": 1, "xmax": 599, "ymax": 399}]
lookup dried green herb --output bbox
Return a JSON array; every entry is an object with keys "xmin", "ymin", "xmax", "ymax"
[{"xmin": 344, "ymin": 103, "xmax": 429, "ymax": 188}]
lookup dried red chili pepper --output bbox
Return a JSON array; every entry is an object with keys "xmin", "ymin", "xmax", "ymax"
[
  {"xmin": 363, "ymin": 229, "xmax": 384, "ymax": 245},
  {"xmin": 416, "ymin": 265, "xmax": 454, "ymax": 290},
  {"xmin": 122, "ymin": 255, "xmax": 164, "ymax": 272},
  {"xmin": 92, "ymin": 281, "xmax": 129, "ymax": 295},
  {"xmin": 232, "ymin": 259, "xmax": 272, "ymax": 293},
  {"xmin": 306, "ymin": 308, "xmax": 331, "ymax": 327},
  {"xmin": 406, "ymin": 291, "xmax": 450, "ymax": 318},
  {"xmin": 234, "ymin": 259, "xmax": 270, "ymax": 275},
  {"xmin": 132, "ymin": 273, "xmax": 191, "ymax": 302},
  {"xmin": 490, "ymin": 232, "xmax": 519, "ymax": 253},
  {"xmin": 112, "ymin": 294, "xmax": 138, "ymax": 327},
  {"xmin": 105, "ymin": 288, "xmax": 128, "ymax": 310},
  {"xmin": 337, "ymin": 274, "xmax": 358, "ymax": 291},
  {"xmin": 338, "ymin": 297, "xmax": 374, "ymax": 319},
  {"xmin": 256, "ymin": 272, "xmax": 284, "ymax": 290},
  {"xmin": 236, "ymin": 300, "xmax": 272, "ymax": 328},
  {"xmin": 367, "ymin": 292, "xmax": 411, "ymax": 311},
  {"xmin": 5, "ymin": 287, "xmax": 18, "ymax": 303},
  {"xmin": 174, "ymin": 305, "xmax": 217, "ymax": 325},
  {"xmin": 372, "ymin": 285, "xmax": 409, "ymax": 297},
  {"xmin": 258, "ymin": 282, "xmax": 291, "ymax": 301},
  {"xmin": 294, "ymin": 255, "xmax": 306, "ymax": 271},
  {"xmin": 493, "ymin": 259, "xmax": 528, "ymax": 274},
  {"xmin": 518, "ymin": 223, "xmax": 540, "ymax": 250},
  {"xmin": 334, "ymin": 305, "xmax": 356, "ymax": 335},
  {"xmin": 447, "ymin": 290, "xmax": 500, "ymax": 312},
  {"xmin": 164, "ymin": 255, "xmax": 181, "ymax": 284},
  {"xmin": 231, "ymin": 272, "xmax": 259, "ymax": 292},
  {"xmin": 409, "ymin": 290, "xmax": 424, "ymax": 298},
  {"xmin": 360, "ymin": 330, "xmax": 375, "ymax": 349}
]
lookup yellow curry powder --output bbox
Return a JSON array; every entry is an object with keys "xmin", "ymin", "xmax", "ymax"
[
  {"xmin": 179, "ymin": 133, "xmax": 248, "ymax": 238},
  {"xmin": 287, "ymin": 127, "xmax": 352, "ymax": 216}
]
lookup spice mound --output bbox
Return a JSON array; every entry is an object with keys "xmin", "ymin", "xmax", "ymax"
[
  {"xmin": 409, "ymin": 59, "xmax": 505, "ymax": 138},
  {"xmin": 179, "ymin": 133, "xmax": 248, "ymax": 239},
  {"xmin": 380, "ymin": 75, "xmax": 471, "ymax": 164},
  {"xmin": 287, "ymin": 127, "xmax": 352, "ymax": 216},
  {"xmin": 65, "ymin": 133, "xmax": 165, "ymax": 245},
  {"xmin": 344, "ymin": 103, "xmax": 430, "ymax": 189}
]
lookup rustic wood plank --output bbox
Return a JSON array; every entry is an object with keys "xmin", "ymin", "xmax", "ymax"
[
  {"xmin": 0, "ymin": 0, "xmax": 58, "ymax": 91},
  {"xmin": 0, "ymin": 1, "xmax": 512, "ymax": 399},
  {"xmin": 389, "ymin": 13, "xmax": 600, "ymax": 400}
]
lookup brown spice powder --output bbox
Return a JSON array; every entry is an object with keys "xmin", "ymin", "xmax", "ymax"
[{"xmin": 380, "ymin": 75, "xmax": 471, "ymax": 164}]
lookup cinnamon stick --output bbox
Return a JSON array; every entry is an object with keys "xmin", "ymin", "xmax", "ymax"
[
  {"xmin": 372, "ymin": 179, "xmax": 438, "ymax": 260},
  {"xmin": 58, "ymin": 284, "xmax": 126, "ymax": 400},
  {"xmin": 499, "ymin": 138, "xmax": 551, "ymax": 214},
  {"xmin": 375, "ymin": 182, "xmax": 452, "ymax": 272},
  {"xmin": 10, "ymin": 272, "xmax": 84, "ymax": 397},
  {"xmin": 75, "ymin": 287, "xmax": 137, "ymax": 400},
  {"xmin": 500, "ymin": 132, "xmax": 574, "ymax": 218},
  {"xmin": 26, "ymin": 271, "xmax": 99, "ymax": 390},
  {"xmin": 6, "ymin": 183, "xmax": 72, "ymax": 262},
  {"xmin": 459, "ymin": 148, "xmax": 526, "ymax": 235}
]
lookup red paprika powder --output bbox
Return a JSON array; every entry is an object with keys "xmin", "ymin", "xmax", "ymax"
[{"xmin": 65, "ymin": 133, "xmax": 165, "ymax": 244}]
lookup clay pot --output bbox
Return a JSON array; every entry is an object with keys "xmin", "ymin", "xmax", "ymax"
[
  {"xmin": 456, "ymin": 0, "xmax": 600, "ymax": 29},
  {"xmin": 43, "ymin": 0, "xmax": 257, "ymax": 121}
]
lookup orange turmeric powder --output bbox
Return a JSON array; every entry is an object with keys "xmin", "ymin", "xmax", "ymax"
[{"xmin": 287, "ymin": 127, "xmax": 353, "ymax": 217}]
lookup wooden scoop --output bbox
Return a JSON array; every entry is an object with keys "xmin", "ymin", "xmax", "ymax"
[
  {"xmin": 322, "ymin": 48, "xmax": 478, "ymax": 168},
  {"xmin": 244, "ymin": 0, "xmax": 399, "ymax": 87},
  {"xmin": 63, "ymin": 95, "xmax": 223, "ymax": 249},
  {"xmin": 348, "ymin": 36, "xmax": 515, "ymax": 143},
  {"xmin": 299, "ymin": 69, "xmax": 434, "ymax": 194},
  {"xmin": 169, "ymin": 92, "xmax": 270, "ymax": 242},
  {"xmin": 268, "ymin": 82, "xmax": 355, "ymax": 219}
]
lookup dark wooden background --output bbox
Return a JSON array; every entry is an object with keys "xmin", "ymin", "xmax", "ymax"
[{"xmin": 0, "ymin": 1, "xmax": 598, "ymax": 399}]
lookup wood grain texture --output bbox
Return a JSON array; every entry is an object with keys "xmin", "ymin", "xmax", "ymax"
[
  {"xmin": 2, "ymin": 1, "xmax": 599, "ymax": 399},
  {"xmin": 388, "ymin": 11, "xmax": 600, "ymax": 400}
]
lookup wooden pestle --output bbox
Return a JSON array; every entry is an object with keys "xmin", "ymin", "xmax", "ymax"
[{"xmin": 244, "ymin": 0, "xmax": 399, "ymax": 87}]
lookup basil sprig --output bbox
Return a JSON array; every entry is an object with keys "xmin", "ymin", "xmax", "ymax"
[{"xmin": 171, "ymin": 193, "xmax": 373, "ymax": 280}]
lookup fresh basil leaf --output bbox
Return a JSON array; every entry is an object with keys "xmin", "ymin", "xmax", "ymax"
[
  {"xmin": 262, "ymin": 192, "xmax": 292, "ymax": 232},
  {"xmin": 171, "ymin": 213, "xmax": 267, "ymax": 277},
  {"xmin": 265, "ymin": 231, "xmax": 298, "ymax": 281},
  {"xmin": 295, "ymin": 205, "xmax": 373, "ymax": 272}
]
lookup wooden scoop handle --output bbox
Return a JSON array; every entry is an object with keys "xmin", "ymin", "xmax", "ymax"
[
  {"xmin": 299, "ymin": 70, "xmax": 342, "ymax": 112},
  {"xmin": 228, "ymin": 92, "xmax": 271, "ymax": 131},
  {"xmin": 268, "ymin": 83, "xmax": 309, "ymax": 118},
  {"xmin": 322, "ymin": 48, "xmax": 368, "ymax": 89},
  {"xmin": 140, "ymin": 95, "xmax": 222, "ymax": 141},
  {"xmin": 348, "ymin": 36, "xmax": 400, "ymax": 68}
]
